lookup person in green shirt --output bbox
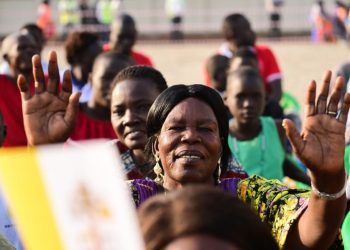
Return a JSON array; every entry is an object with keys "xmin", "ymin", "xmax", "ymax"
[{"xmin": 225, "ymin": 66, "xmax": 310, "ymax": 185}]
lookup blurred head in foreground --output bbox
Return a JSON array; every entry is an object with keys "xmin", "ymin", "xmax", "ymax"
[{"xmin": 138, "ymin": 185, "xmax": 278, "ymax": 250}]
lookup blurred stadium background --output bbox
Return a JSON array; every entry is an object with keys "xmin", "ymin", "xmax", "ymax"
[{"xmin": 0, "ymin": 0, "xmax": 338, "ymax": 37}]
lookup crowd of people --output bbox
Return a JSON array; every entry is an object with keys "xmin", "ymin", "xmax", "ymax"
[
  {"xmin": 37, "ymin": 0, "xmax": 185, "ymax": 41},
  {"xmin": 0, "ymin": 7, "xmax": 350, "ymax": 250},
  {"xmin": 309, "ymin": 0, "xmax": 350, "ymax": 43}
]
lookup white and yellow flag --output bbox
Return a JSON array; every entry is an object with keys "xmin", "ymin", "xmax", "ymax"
[{"xmin": 0, "ymin": 141, "xmax": 145, "ymax": 250}]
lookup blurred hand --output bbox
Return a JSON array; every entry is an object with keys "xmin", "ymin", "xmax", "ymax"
[{"xmin": 18, "ymin": 51, "xmax": 80, "ymax": 145}]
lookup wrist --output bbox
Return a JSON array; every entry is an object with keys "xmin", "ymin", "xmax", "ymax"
[
  {"xmin": 310, "ymin": 169, "xmax": 346, "ymax": 194},
  {"xmin": 310, "ymin": 171, "xmax": 347, "ymax": 200}
]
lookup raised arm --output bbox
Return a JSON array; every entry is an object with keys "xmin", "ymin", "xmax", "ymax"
[
  {"xmin": 283, "ymin": 70, "xmax": 348, "ymax": 249},
  {"xmin": 18, "ymin": 51, "xmax": 80, "ymax": 145}
]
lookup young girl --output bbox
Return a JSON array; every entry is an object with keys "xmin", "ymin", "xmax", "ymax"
[{"xmin": 225, "ymin": 66, "xmax": 310, "ymax": 184}]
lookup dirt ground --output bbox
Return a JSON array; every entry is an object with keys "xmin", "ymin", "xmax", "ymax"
[{"xmin": 44, "ymin": 38, "xmax": 350, "ymax": 118}]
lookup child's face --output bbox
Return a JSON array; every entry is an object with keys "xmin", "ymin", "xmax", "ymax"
[
  {"xmin": 225, "ymin": 76, "xmax": 265, "ymax": 125},
  {"xmin": 111, "ymin": 79, "xmax": 159, "ymax": 150}
]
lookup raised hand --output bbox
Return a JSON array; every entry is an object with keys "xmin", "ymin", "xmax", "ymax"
[
  {"xmin": 18, "ymin": 51, "xmax": 80, "ymax": 145},
  {"xmin": 283, "ymin": 70, "xmax": 349, "ymax": 193}
]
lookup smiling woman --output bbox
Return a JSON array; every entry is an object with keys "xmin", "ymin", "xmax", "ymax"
[
  {"xmin": 19, "ymin": 52, "xmax": 348, "ymax": 249},
  {"xmin": 145, "ymin": 85, "xmax": 229, "ymax": 188},
  {"xmin": 128, "ymin": 82, "xmax": 347, "ymax": 249}
]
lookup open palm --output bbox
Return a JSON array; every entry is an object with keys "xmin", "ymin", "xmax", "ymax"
[
  {"xmin": 18, "ymin": 51, "xmax": 80, "ymax": 145},
  {"xmin": 284, "ymin": 71, "xmax": 350, "ymax": 192}
]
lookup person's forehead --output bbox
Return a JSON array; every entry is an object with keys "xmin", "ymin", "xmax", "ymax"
[
  {"xmin": 167, "ymin": 98, "xmax": 216, "ymax": 120},
  {"xmin": 113, "ymin": 78, "xmax": 157, "ymax": 96},
  {"xmin": 227, "ymin": 75, "xmax": 263, "ymax": 93}
]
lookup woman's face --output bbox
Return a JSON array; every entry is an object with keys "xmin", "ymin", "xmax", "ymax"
[
  {"xmin": 156, "ymin": 98, "xmax": 222, "ymax": 185},
  {"xmin": 111, "ymin": 79, "xmax": 159, "ymax": 150}
]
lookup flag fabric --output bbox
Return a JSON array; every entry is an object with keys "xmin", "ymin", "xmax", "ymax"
[{"xmin": 0, "ymin": 141, "xmax": 144, "ymax": 250}]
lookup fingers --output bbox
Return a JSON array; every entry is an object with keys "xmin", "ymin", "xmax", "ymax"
[
  {"xmin": 61, "ymin": 70, "xmax": 72, "ymax": 93},
  {"xmin": 326, "ymin": 76, "xmax": 344, "ymax": 116},
  {"xmin": 64, "ymin": 92, "xmax": 81, "ymax": 129},
  {"xmin": 32, "ymin": 54, "xmax": 46, "ymax": 94},
  {"xmin": 47, "ymin": 51, "xmax": 60, "ymax": 95},
  {"xmin": 305, "ymin": 80, "xmax": 316, "ymax": 117},
  {"xmin": 338, "ymin": 92, "xmax": 350, "ymax": 123},
  {"xmin": 282, "ymin": 119, "xmax": 305, "ymax": 156},
  {"xmin": 316, "ymin": 70, "xmax": 331, "ymax": 114},
  {"xmin": 17, "ymin": 74, "xmax": 32, "ymax": 101},
  {"xmin": 59, "ymin": 70, "xmax": 73, "ymax": 103}
]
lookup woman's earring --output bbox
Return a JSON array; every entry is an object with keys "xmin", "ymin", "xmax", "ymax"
[
  {"xmin": 217, "ymin": 157, "xmax": 222, "ymax": 181},
  {"xmin": 154, "ymin": 154, "xmax": 164, "ymax": 185}
]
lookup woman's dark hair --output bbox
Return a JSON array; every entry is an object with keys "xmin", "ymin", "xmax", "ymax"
[
  {"xmin": 64, "ymin": 31, "xmax": 99, "ymax": 64},
  {"xmin": 146, "ymin": 84, "xmax": 229, "ymax": 175},
  {"xmin": 111, "ymin": 65, "xmax": 168, "ymax": 93},
  {"xmin": 138, "ymin": 185, "xmax": 279, "ymax": 250}
]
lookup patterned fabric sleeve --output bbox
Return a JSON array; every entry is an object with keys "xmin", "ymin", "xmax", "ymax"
[
  {"xmin": 237, "ymin": 175, "xmax": 343, "ymax": 249},
  {"xmin": 126, "ymin": 179, "xmax": 162, "ymax": 207}
]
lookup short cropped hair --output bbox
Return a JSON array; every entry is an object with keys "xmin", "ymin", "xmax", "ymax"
[
  {"xmin": 111, "ymin": 65, "xmax": 168, "ymax": 93},
  {"xmin": 227, "ymin": 66, "xmax": 264, "ymax": 89}
]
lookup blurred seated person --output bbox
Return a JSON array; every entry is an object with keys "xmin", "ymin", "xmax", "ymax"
[
  {"xmin": 205, "ymin": 54, "xmax": 232, "ymax": 120},
  {"xmin": 64, "ymin": 31, "xmax": 102, "ymax": 102},
  {"xmin": 204, "ymin": 13, "xmax": 282, "ymax": 103},
  {"xmin": 205, "ymin": 54, "xmax": 229, "ymax": 98},
  {"xmin": 138, "ymin": 185, "xmax": 279, "ymax": 250},
  {"xmin": 69, "ymin": 51, "xmax": 134, "ymax": 141},
  {"xmin": 103, "ymin": 14, "xmax": 154, "ymax": 67},
  {"xmin": 0, "ymin": 32, "xmax": 39, "ymax": 147}
]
